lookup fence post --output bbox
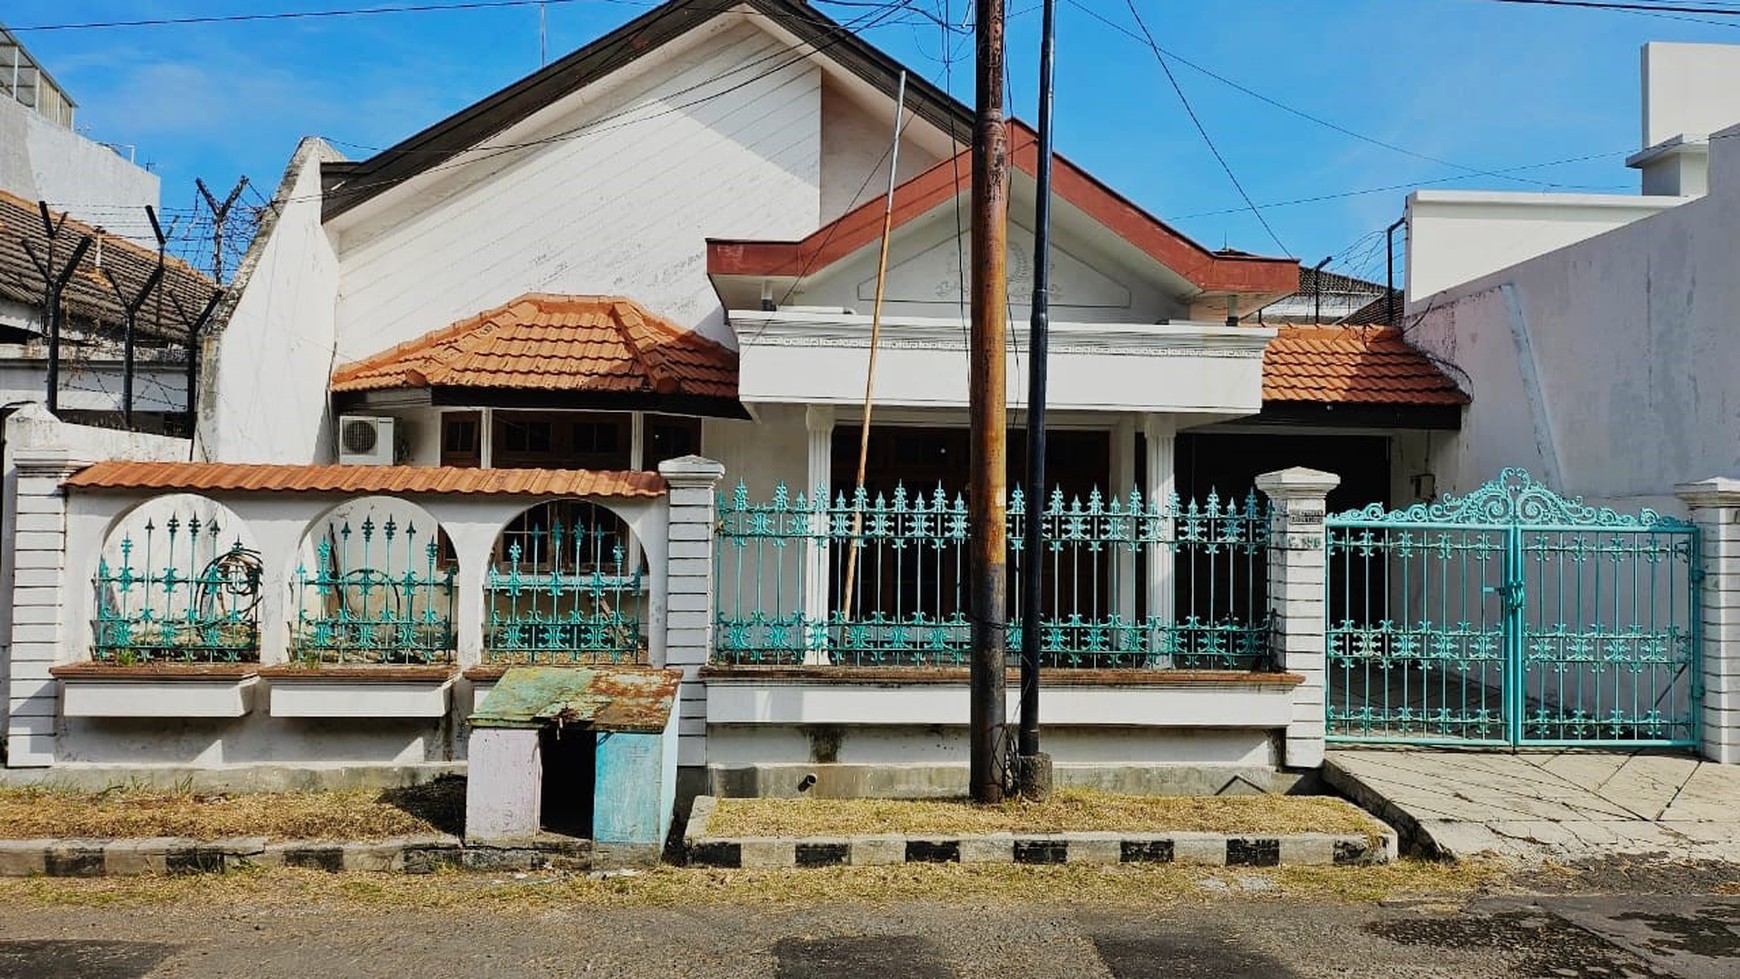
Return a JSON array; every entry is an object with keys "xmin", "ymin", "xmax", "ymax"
[
  {"xmin": 1677, "ymin": 478, "xmax": 1740, "ymax": 764},
  {"xmin": 658, "ymin": 455, "xmax": 726, "ymax": 771},
  {"xmin": 3, "ymin": 448, "xmax": 89, "ymax": 767},
  {"xmin": 1255, "ymin": 467, "xmax": 1340, "ymax": 770}
]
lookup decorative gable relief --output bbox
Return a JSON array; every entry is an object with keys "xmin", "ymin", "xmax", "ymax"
[{"xmin": 858, "ymin": 220, "xmax": 1134, "ymax": 310}]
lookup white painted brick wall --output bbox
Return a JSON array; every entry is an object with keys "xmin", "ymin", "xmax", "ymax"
[
  {"xmin": 658, "ymin": 456, "xmax": 727, "ymax": 769},
  {"xmin": 1256, "ymin": 468, "xmax": 1341, "ymax": 770},
  {"xmin": 4, "ymin": 451, "xmax": 87, "ymax": 767},
  {"xmin": 1679, "ymin": 479, "xmax": 1740, "ymax": 764}
]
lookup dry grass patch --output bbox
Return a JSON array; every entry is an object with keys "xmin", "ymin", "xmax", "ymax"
[
  {"xmin": 0, "ymin": 778, "xmax": 463, "ymax": 842},
  {"xmin": 0, "ymin": 858, "xmax": 1503, "ymax": 912},
  {"xmin": 707, "ymin": 791, "xmax": 1385, "ymax": 839}
]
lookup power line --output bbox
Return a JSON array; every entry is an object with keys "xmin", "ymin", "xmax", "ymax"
[
  {"xmin": 1474, "ymin": 0, "xmax": 1740, "ymax": 16},
  {"xmin": 1120, "ymin": 0, "xmax": 1290, "ymax": 256},
  {"xmin": 1069, "ymin": 0, "xmax": 1620, "ymax": 190}
]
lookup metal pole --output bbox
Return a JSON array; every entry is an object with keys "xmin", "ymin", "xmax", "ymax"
[
  {"xmin": 1311, "ymin": 255, "xmax": 1331, "ymax": 325},
  {"xmin": 103, "ymin": 206, "xmax": 166, "ymax": 428},
  {"xmin": 1386, "ymin": 216, "xmax": 1405, "ymax": 326},
  {"xmin": 1018, "ymin": 0, "xmax": 1057, "ymax": 789},
  {"xmin": 969, "ymin": 0, "xmax": 1010, "ymax": 804}
]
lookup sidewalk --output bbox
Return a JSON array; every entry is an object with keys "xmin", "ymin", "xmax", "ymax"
[{"xmin": 1325, "ymin": 748, "xmax": 1740, "ymax": 863}]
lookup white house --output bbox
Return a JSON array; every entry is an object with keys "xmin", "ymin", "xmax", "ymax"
[{"xmin": 4, "ymin": 0, "xmax": 1494, "ymax": 804}]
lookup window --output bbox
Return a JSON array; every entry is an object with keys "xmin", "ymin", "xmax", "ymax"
[
  {"xmin": 440, "ymin": 413, "xmax": 480, "ymax": 468},
  {"xmin": 492, "ymin": 411, "xmax": 631, "ymax": 469},
  {"xmin": 642, "ymin": 415, "xmax": 701, "ymax": 467},
  {"xmin": 502, "ymin": 419, "xmax": 554, "ymax": 454}
]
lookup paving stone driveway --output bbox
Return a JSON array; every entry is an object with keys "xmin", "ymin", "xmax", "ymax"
[{"xmin": 1325, "ymin": 747, "xmax": 1740, "ymax": 862}]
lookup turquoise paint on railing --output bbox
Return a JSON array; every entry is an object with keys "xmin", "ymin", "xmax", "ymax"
[
  {"xmin": 93, "ymin": 512, "xmax": 263, "ymax": 664},
  {"xmin": 291, "ymin": 515, "xmax": 456, "ymax": 665},
  {"xmin": 1326, "ymin": 468, "xmax": 1700, "ymax": 749},
  {"xmin": 715, "ymin": 481, "xmax": 1271, "ymax": 670},
  {"xmin": 483, "ymin": 518, "xmax": 647, "ymax": 665}
]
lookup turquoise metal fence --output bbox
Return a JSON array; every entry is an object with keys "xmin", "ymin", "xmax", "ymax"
[
  {"xmin": 93, "ymin": 513, "xmax": 263, "ymax": 664},
  {"xmin": 1326, "ymin": 469, "xmax": 1700, "ymax": 748},
  {"xmin": 292, "ymin": 516, "xmax": 456, "ymax": 665},
  {"xmin": 715, "ymin": 482, "xmax": 1270, "ymax": 669},
  {"xmin": 484, "ymin": 510, "xmax": 647, "ymax": 664}
]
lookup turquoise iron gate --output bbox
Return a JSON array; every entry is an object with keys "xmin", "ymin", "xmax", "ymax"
[{"xmin": 1325, "ymin": 469, "xmax": 1700, "ymax": 748}]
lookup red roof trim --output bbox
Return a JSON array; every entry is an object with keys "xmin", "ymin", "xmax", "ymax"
[{"xmin": 707, "ymin": 123, "xmax": 1298, "ymax": 296}]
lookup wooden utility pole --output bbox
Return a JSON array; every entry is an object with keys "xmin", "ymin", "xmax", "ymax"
[{"xmin": 969, "ymin": 0, "xmax": 1010, "ymax": 804}]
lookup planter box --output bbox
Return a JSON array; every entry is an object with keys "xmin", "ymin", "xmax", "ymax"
[
  {"xmin": 52, "ymin": 663, "xmax": 261, "ymax": 718},
  {"xmin": 262, "ymin": 666, "xmax": 457, "ymax": 719}
]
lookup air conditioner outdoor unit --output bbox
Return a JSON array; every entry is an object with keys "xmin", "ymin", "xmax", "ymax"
[{"xmin": 338, "ymin": 416, "xmax": 395, "ymax": 465}]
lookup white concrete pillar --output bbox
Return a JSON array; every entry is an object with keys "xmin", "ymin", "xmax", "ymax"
[
  {"xmin": 4, "ymin": 448, "xmax": 90, "ymax": 767},
  {"xmin": 1110, "ymin": 416, "xmax": 1138, "ymax": 632},
  {"xmin": 1677, "ymin": 478, "xmax": 1740, "ymax": 764},
  {"xmin": 1255, "ymin": 466, "xmax": 1340, "ymax": 770},
  {"xmin": 658, "ymin": 455, "xmax": 726, "ymax": 768},
  {"xmin": 1142, "ymin": 415, "xmax": 1177, "ymax": 636},
  {"xmin": 802, "ymin": 406, "xmax": 834, "ymax": 661}
]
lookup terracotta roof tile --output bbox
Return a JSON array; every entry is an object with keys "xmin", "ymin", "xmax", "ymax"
[
  {"xmin": 0, "ymin": 189, "xmax": 219, "ymax": 342},
  {"xmin": 330, "ymin": 294, "xmax": 738, "ymax": 399},
  {"xmin": 64, "ymin": 462, "xmax": 666, "ymax": 498},
  {"xmin": 1262, "ymin": 325, "xmax": 1468, "ymax": 406}
]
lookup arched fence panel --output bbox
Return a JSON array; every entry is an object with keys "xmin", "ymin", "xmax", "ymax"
[
  {"xmin": 291, "ymin": 497, "xmax": 457, "ymax": 665},
  {"xmin": 93, "ymin": 494, "xmax": 264, "ymax": 665},
  {"xmin": 483, "ymin": 499, "xmax": 649, "ymax": 665}
]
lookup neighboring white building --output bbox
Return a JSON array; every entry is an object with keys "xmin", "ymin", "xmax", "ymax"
[
  {"xmin": 1403, "ymin": 41, "xmax": 1740, "ymax": 512},
  {"xmin": 0, "ymin": 26, "xmax": 160, "ymax": 246},
  {"xmin": 1405, "ymin": 41, "xmax": 1739, "ymax": 303}
]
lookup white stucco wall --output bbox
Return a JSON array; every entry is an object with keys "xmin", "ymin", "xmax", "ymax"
[
  {"xmin": 1642, "ymin": 42, "xmax": 1740, "ymax": 147},
  {"xmin": 0, "ymin": 97, "xmax": 159, "ymax": 245},
  {"xmin": 199, "ymin": 139, "xmax": 344, "ymax": 464},
  {"xmin": 330, "ymin": 17, "xmax": 823, "ymax": 356},
  {"xmin": 817, "ymin": 74, "xmax": 945, "ymax": 224},
  {"xmin": 1408, "ymin": 122, "xmax": 1740, "ymax": 513},
  {"xmin": 1405, "ymin": 191, "xmax": 1686, "ymax": 303}
]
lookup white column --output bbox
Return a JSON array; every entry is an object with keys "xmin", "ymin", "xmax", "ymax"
[
  {"xmin": 803, "ymin": 406, "xmax": 834, "ymax": 663},
  {"xmin": 1256, "ymin": 467, "xmax": 1340, "ymax": 770},
  {"xmin": 1109, "ymin": 415, "xmax": 1138, "ymax": 634},
  {"xmin": 1677, "ymin": 478, "xmax": 1740, "ymax": 764},
  {"xmin": 658, "ymin": 455, "xmax": 726, "ymax": 769},
  {"xmin": 4, "ymin": 448, "xmax": 90, "ymax": 767},
  {"xmin": 1142, "ymin": 415, "xmax": 1177, "ymax": 638}
]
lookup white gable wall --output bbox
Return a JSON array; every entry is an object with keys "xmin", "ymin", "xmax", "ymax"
[
  {"xmin": 818, "ymin": 74, "xmax": 947, "ymax": 224},
  {"xmin": 332, "ymin": 16, "xmax": 824, "ymax": 356},
  {"xmin": 200, "ymin": 139, "xmax": 343, "ymax": 464}
]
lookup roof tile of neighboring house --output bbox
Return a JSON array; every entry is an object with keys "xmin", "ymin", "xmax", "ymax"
[
  {"xmin": 1262, "ymin": 325, "xmax": 1468, "ymax": 406},
  {"xmin": 0, "ymin": 189, "xmax": 219, "ymax": 342},
  {"xmin": 64, "ymin": 461, "xmax": 667, "ymax": 498},
  {"xmin": 329, "ymin": 294, "xmax": 738, "ymax": 398}
]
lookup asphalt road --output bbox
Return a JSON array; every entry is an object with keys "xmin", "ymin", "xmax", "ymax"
[{"xmin": 0, "ymin": 890, "xmax": 1735, "ymax": 979}]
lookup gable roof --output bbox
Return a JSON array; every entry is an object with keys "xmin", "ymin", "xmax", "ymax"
[
  {"xmin": 707, "ymin": 124, "xmax": 1298, "ymax": 297},
  {"xmin": 1262, "ymin": 325, "xmax": 1468, "ymax": 406},
  {"xmin": 330, "ymin": 293, "xmax": 739, "ymax": 401},
  {"xmin": 323, "ymin": 0, "xmax": 969, "ymax": 221},
  {"xmin": 0, "ymin": 190, "xmax": 219, "ymax": 343}
]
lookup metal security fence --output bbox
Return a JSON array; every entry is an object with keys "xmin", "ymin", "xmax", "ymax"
[
  {"xmin": 291, "ymin": 516, "xmax": 457, "ymax": 665},
  {"xmin": 1326, "ymin": 469, "xmax": 1700, "ymax": 748},
  {"xmin": 714, "ymin": 482, "xmax": 1270, "ymax": 669},
  {"xmin": 484, "ymin": 505, "xmax": 647, "ymax": 665},
  {"xmin": 93, "ymin": 512, "xmax": 263, "ymax": 664}
]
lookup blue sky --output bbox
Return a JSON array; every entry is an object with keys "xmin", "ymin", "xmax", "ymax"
[{"xmin": 9, "ymin": 0, "xmax": 1740, "ymax": 283}]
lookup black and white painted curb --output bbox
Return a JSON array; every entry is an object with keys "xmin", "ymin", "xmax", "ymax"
[
  {"xmin": 0, "ymin": 835, "xmax": 595, "ymax": 876},
  {"xmin": 682, "ymin": 796, "xmax": 1399, "ymax": 869}
]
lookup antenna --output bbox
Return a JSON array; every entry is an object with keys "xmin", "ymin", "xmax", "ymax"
[{"xmin": 539, "ymin": 3, "xmax": 548, "ymax": 67}]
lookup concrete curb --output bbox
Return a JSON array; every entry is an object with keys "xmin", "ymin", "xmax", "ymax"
[
  {"xmin": 1321, "ymin": 757, "xmax": 1442, "ymax": 860},
  {"xmin": 681, "ymin": 797, "xmax": 1399, "ymax": 869},
  {"xmin": 0, "ymin": 834, "xmax": 594, "ymax": 876}
]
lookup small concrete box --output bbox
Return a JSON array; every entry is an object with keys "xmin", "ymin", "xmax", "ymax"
[{"xmin": 465, "ymin": 667, "xmax": 682, "ymax": 865}]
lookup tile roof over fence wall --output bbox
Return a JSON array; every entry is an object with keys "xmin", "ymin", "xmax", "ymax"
[{"xmin": 64, "ymin": 461, "xmax": 667, "ymax": 498}]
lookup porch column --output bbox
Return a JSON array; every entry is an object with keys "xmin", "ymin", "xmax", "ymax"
[
  {"xmin": 659, "ymin": 455, "xmax": 726, "ymax": 769},
  {"xmin": 803, "ymin": 406, "xmax": 834, "ymax": 663},
  {"xmin": 4, "ymin": 448, "xmax": 89, "ymax": 767},
  {"xmin": 1256, "ymin": 467, "xmax": 1339, "ymax": 770},
  {"xmin": 1677, "ymin": 478, "xmax": 1740, "ymax": 764},
  {"xmin": 1110, "ymin": 416, "xmax": 1138, "ymax": 634},
  {"xmin": 1142, "ymin": 415, "xmax": 1177, "ymax": 644}
]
